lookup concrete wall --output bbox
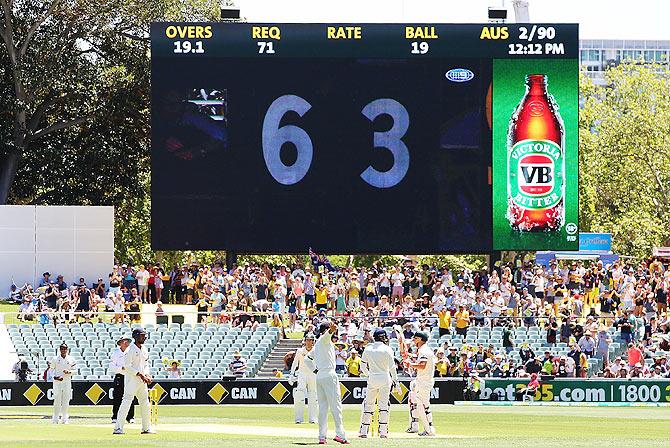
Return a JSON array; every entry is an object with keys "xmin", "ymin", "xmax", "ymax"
[{"xmin": 0, "ymin": 206, "xmax": 114, "ymax": 296}]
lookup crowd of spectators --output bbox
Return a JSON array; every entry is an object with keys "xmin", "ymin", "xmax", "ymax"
[
  {"xmin": 13, "ymin": 272, "xmax": 113, "ymax": 324},
  {"xmin": 7, "ymin": 256, "xmax": 670, "ymax": 379}
]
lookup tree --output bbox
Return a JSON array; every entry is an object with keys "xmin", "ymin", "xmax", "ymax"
[
  {"xmin": 0, "ymin": 0, "xmax": 220, "ymax": 263},
  {"xmin": 0, "ymin": 1, "xmax": 219, "ymax": 205},
  {"xmin": 417, "ymin": 255, "xmax": 487, "ymax": 272},
  {"xmin": 579, "ymin": 63, "xmax": 670, "ymax": 257}
]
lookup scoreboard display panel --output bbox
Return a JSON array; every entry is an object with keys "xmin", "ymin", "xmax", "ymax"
[{"xmin": 151, "ymin": 23, "xmax": 578, "ymax": 253}]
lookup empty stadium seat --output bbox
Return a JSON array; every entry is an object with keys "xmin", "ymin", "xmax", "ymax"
[{"xmin": 6, "ymin": 320, "xmax": 281, "ymax": 380}]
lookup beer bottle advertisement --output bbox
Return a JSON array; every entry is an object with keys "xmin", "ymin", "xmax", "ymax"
[{"xmin": 492, "ymin": 59, "xmax": 579, "ymax": 250}]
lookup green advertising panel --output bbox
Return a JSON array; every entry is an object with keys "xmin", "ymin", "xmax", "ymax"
[
  {"xmin": 482, "ymin": 379, "xmax": 670, "ymax": 403},
  {"xmin": 493, "ymin": 58, "xmax": 579, "ymax": 250}
]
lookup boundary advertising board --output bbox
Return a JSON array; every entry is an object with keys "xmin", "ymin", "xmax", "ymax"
[
  {"xmin": 0, "ymin": 379, "xmax": 464, "ymax": 406},
  {"xmin": 5, "ymin": 379, "xmax": 670, "ymax": 406}
]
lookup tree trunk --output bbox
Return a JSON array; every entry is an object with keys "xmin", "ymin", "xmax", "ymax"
[{"xmin": 0, "ymin": 146, "xmax": 20, "ymax": 205}]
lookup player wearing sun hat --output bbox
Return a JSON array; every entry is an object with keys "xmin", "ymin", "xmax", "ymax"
[
  {"xmin": 50, "ymin": 343, "xmax": 76, "ymax": 424},
  {"xmin": 291, "ymin": 333, "xmax": 318, "ymax": 424},
  {"xmin": 110, "ymin": 335, "xmax": 135, "ymax": 424}
]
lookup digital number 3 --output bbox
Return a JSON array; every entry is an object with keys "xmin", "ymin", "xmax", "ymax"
[{"xmin": 360, "ymin": 98, "xmax": 410, "ymax": 188}]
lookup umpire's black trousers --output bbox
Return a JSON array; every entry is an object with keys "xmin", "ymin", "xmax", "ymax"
[{"xmin": 112, "ymin": 374, "xmax": 135, "ymax": 421}]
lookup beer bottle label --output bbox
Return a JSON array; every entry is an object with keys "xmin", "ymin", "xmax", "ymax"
[{"xmin": 508, "ymin": 139, "xmax": 563, "ymax": 210}]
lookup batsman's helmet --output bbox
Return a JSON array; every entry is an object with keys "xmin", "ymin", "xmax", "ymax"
[{"xmin": 373, "ymin": 328, "xmax": 389, "ymax": 343}]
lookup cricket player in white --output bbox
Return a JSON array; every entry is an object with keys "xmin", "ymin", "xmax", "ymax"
[
  {"xmin": 305, "ymin": 321, "xmax": 349, "ymax": 444},
  {"xmin": 407, "ymin": 331, "xmax": 436, "ymax": 436},
  {"xmin": 51, "ymin": 343, "xmax": 76, "ymax": 424},
  {"xmin": 290, "ymin": 333, "xmax": 317, "ymax": 424},
  {"xmin": 114, "ymin": 328, "xmax": 155, "ymax": 434},
  {"xmin": 358, "ymin": 328, "xmax": 399, "ymax": 438},
  {"xmin": 109, "ymin": 336, "xmax": 135, "ymax": 423}
]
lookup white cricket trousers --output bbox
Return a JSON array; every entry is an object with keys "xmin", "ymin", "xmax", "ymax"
[
  {"xmin": 408, "ymin": 379, "xmax": 435, "ymax": 433},
  {"xmin": 115, "ymin": 375, "xmax": 151, "ymax": 432},
  {"xmin": 52, "ymin": 379, "xmax": 72, "ymax": 423},
  {"xmin": 294, "ymin": 371, "xmax": 318, "ymax": 423},
  {"xmin": 359, "ymin": 374, "xmax": 391, "ymax": 436},
  {"xmin": 315, "ymin": 370, "xmax": 346, "ymax": 440}
]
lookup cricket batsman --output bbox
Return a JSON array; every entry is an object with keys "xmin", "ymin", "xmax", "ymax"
[
  {"xmin": 358, "ymin": 328, "xmax": 399, "ymax": 438},
  {"xmin": 290, "ymin": 333, "xmax": 317, "ymax": 424},
  {"xmin": 305, "ymin": 321, "xmax": 349, "ymax": 444},
  {"xmin": 50, "ymin": 343, "xmax": 76, "ymax": 424},
  {"xmin": 113, "ymin": 328, "xmax": 155, "ymax": 434},
  {"xmin": 406, "ymin": 331, "xmax": 436, "ymax": 436}
]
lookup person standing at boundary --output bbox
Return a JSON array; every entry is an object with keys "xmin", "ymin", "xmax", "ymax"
[
  {"xmin": 406, "ymin": 331, "xmax": 436, "ymax": 436},
  {"xmin": 109, "ymin": 335, "xmax": 135, "ymax": 424},
  {"xmin": 113, "ymin": 328, "xmax": 155, "ymax": 434},
  {"xmin": 305, "ymin": 321, "xmax": 349, "ymax": 445},
  {"xmin": 358, "ymin": 328, "xmax": 399, "ymax": 438},
  {"xmin": 50, "ymin": 343, "xmax": 76, "ymax": 424},
  {"xmin": 290, "ymin": 333, "xmax": 318, "ymax": 424}
]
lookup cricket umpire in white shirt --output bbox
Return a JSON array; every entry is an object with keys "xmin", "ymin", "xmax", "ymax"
[
  {"xmin": 109, "ymin": 335, "xmax": 135, "ymax": 423},
  {"xmin": 50, "ymin": 343, "xmax": 77, "ymax": 424},
  {"xmin": 358, "ymin": 328, "xmax": 399, "ymax": 438},
  {"xmin": 290, "ymin": 332, "xmax": 317, "ymax": 424},
  {"xmin": 113, "ymin": 328, "xmax": 155, "ymax": 434},
  {"xmin": 305, "ymin": 321, "xmax": 349, "ymax": 445},
  {"xmin": 406, "ymin": 331, "xmax": 436, "ymax": 436}
]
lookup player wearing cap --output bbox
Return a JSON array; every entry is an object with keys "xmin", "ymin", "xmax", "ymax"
[
  {"xmin": 109, "ymin": 336, "xmax": 135, "ymax": 424},
  {"xmin": 305, "ymin": 321, "xmax": 349, "ymax": 444},
  {"xmin": 358, "ymin": 328, "xmax": 398, "ymax": 438},
  {"xmin": 50, "ymin": 343, "xmax": 76, "ymax": 424},
  {"xmin": 406, "ymin": 331, "xmax": 436, "ymax": 436},
  {"xmin": 114, "ymin": 328, "xmax": 155, "ymax": 434},
  {"xmin": 290, "ymin": 333, "xmax": 317, "ymax": 424}
]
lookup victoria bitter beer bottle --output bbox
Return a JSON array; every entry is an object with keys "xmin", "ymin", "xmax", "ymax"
[{"xmin": 507, "ymin": 74, "xmax": 565, "ymax": 232}]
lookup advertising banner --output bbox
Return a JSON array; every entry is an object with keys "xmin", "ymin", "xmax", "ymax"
[
  {"xmin": 0, "ymin": 379, "xmax": 464, "ymax": 406},
  {"xmin": 4, "ymin": 379, "xmax": 668, "ymax": 406},
  {"xmin": 481, "ymin": 379, "xmax": 670, "ymax": 403},
  {"xmin": 579, "ymin": 233, "xmax": 612, "ymax": 252},
  {"xmin": 492, "ymin": 58, "xmax": 579, "ymax": 250}
]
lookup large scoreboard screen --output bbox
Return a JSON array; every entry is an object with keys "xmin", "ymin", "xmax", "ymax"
[{"xmin": 151, "ymin": 23, "xmax": 578, "ymax": 253}]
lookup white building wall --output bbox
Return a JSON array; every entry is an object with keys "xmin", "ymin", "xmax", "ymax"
[{"xmin": 0, "ymin": 206, "xmax": 114, "ymax": 297}]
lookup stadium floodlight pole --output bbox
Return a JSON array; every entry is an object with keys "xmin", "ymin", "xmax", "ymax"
[{"xmin": 512, "ymin": 0, "xmax": 531, "ymax": 22}]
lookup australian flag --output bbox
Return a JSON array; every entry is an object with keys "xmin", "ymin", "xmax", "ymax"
[{"xmin": 308, "ymin": 247, "xmax": 335, "ymax": 272}]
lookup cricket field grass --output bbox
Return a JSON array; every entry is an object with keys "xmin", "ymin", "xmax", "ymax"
[{"xmin": 0, "ymin": 404, "xmax": 668, "ymax": 446}]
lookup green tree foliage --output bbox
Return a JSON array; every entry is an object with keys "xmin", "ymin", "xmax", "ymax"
[
  {"xmin": 417, "ymin": 255, "xmax": 487, "ymax": 272},
  {"xmin": 579, "ymin": 63, "xmax": 670, "ymax": 258},
  {"xmin": 351, "ymin": 255, "xmax": 405, "ymax": 268}
]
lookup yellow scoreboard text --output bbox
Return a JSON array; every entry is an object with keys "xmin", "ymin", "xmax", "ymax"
[
  {"xmin": 405, "ymin": 26, "xmax": 438, "ymax": 39},
  {"xmin": 165, "ymin": 25, "xmax": 213, "ymax": 39},
  {"xmin": 252, "ymin": 26, "xmax": 281, "ymax": 40},
  {"xmin": 327, "ymin": 26, "xmax": 362, "ymax": 39},
  {"xmin": 479, "ymin": 26, "xmax": 508, "ymax": 40}
]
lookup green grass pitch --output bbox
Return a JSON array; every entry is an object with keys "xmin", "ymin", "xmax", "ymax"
[{"xmin": 0, "ymin": 404, "xmax": 668, "ymax": 446}]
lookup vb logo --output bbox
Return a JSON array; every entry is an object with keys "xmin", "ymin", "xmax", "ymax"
[{"xmin": 518, "ymin": 154, "xmax": 553, "ymax": 195}]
